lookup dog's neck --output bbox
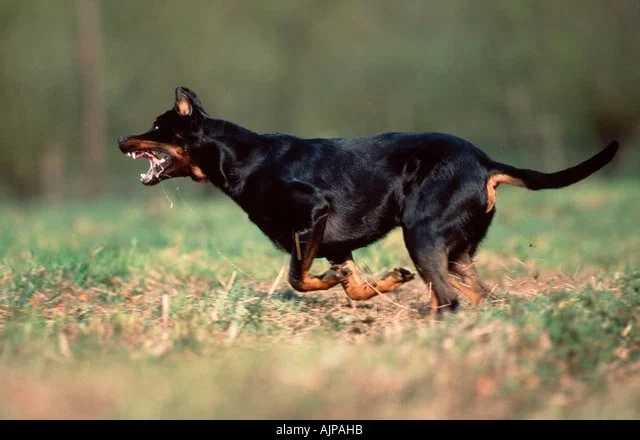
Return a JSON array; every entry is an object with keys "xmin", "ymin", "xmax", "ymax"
[{"xmin": 191, "ymin": 118, "xmax": 271, "ymax": 196}]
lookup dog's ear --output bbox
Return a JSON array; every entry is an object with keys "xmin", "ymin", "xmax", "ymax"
[
  {"xmin": 175, "ymin": 87, "xmax": 193, "ymax": 116},
  {"xmin": 175, "ymin": 86, "xmax": 210, "ymax": 118}
]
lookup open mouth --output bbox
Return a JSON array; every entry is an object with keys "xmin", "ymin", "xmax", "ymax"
[{"xmin": 125, "ymin": 150, "xmax": 173, "ymax": 185}]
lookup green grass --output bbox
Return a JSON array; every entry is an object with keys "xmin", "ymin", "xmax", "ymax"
[{"xmin": 0, "ymin": 179, "xmax": 639, "ymax": 419}]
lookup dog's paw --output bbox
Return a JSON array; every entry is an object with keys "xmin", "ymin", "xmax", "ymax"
[
  {"xmin": 391, "ymin": 266, "xmax": 415, "ymax": 283},
  {"xmin": 330, "ymin": 263, "xmax": 352, "ymax": 275},
  {"xmin": 321, "ymin": 264, "xmax": 351, "ymax": 283}
]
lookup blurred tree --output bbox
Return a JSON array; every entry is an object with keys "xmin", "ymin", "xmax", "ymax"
[
  {"xmin": 0, "ymin": 0, "xmax": 638, "ymax": 200},
  {"xmin": 76, "ymin": 0, "xmax": 106, "ymax": 196},
  {"xmin": 42, "ymin": 142, "xmax": 64, "ymax": 202}
]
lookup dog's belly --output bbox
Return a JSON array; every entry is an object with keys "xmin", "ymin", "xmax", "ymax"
[
  {"xmin": 316, "ymin": 208, "xmax": 400, "ymax": 257},
  {"xmin": 251, "ymin": 206, "xmax": 400, "ymax": 259},
  {"xmin": 316, "ymin": 231, "xmax": 395, "ymax": 258},
  {"xmin": 255, "ymin": 216, "xmax": 397, "ymax": 257},
  {"xmin": 243, "ymin": 174, "xmax": 404, "ymax": 258}
]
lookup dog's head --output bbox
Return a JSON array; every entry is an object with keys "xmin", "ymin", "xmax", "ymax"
[{"xmin": 117, "ymin": 87, "xmax": 209, "ymax": 185}]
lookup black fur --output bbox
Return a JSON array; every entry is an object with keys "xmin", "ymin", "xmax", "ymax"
[{"xmin": 118, "ymin": 87, "xmax": 619, "ymax": 314}]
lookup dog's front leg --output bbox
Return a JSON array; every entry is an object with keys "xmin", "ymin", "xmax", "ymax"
[
  {"xmin": 288, "ymin": 212, "xmax": 348, "ymax": 292},
  {"xmin": 282, "ymin": 185, "xmax": 348, "ymax": 292}
]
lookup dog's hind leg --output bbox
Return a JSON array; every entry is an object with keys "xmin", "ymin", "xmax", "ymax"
[
  {"xmin": 400, "ymin": 171, "xmax": 494, "ymax": 315},
  {"xmin": 327, "ymin": 253, "xmax": 415, "ymax": 300},
  {"xmin": 448, "ymin": 251, "xmax": 488, "ymax": 307},
  {"xmin": 402, "ymin": 226, "xmax": 460, "ymax": 316}
]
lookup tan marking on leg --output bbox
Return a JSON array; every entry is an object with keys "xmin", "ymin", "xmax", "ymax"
[
  {"xmin": 344, "ymin": 260, "xmax": 364, "ymax": 285},
  {"xmin": 449, "ymin": 274, "xmax": 482, "ymax": 306},
  {"xmin": 339, "ymin": 259, "xmax": 414, "ymax": 301},
  {"xmin": 341, "ymin": 260, "xmax": 378, "ymax": 301},
  {"xmin": 294, "ymin": 269, "xmax": 344, "ymax": 291},
  {"xmin": 449, "ymin": 253, "xmax": 488, "ymax": 307},
  {"xmin": 288, "ymin": 216, "xmax": 347, "ymax": 292},
  {"xmin": 430, "ymin": 291, "xmax": 440, "ymax": 318}
]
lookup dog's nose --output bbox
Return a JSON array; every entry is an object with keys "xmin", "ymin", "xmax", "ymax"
[{"xmin": 118, "ymin": 136, "xmax": 129, "ymax": 152}]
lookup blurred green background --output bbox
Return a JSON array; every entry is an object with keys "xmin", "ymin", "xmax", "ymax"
[
  {"xmin": 1, "ymin": 1, "xmax": 640, "ymax": 420},
  {"xmin": 1, "ymin": 0, "xmax": 639, "ymax": 201}
]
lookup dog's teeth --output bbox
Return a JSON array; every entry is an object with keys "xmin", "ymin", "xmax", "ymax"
[{"xmin": 140, "ymin": 173, "xmax": 146, "ymax": 179}]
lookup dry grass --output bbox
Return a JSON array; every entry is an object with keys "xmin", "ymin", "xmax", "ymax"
[{"xmin": 0, "ymin": 180, "xmax": 639, "ymax": 419}]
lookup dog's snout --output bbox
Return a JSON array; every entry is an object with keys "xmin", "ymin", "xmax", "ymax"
[{"xmin": 118, "ymin": 136, "xmax": 129, "ymax": 152}]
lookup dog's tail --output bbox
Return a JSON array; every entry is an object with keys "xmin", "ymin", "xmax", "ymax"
[{"xmin": 484, "ymin": 141, "xmax": 619, "ymax": 212}]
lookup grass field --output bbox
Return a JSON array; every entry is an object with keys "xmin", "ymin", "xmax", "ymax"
[{"xmin": 0, "ymin": 179, "xmax": 639, "ymax": 419}]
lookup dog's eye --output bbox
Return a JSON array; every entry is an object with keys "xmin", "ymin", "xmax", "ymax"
[{"xmin": 154, "ymin": 125, "xmax": 159, "ymax": 130}]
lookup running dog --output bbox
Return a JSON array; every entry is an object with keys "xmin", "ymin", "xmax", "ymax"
[{"xmin": 118, "ymin": 87, "xmax": 619, "ymax": 314}]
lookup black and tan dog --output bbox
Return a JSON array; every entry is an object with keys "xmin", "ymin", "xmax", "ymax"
[{"xmin": 118, "ymin": 87, "xmax": 619, "ymax": 315}]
